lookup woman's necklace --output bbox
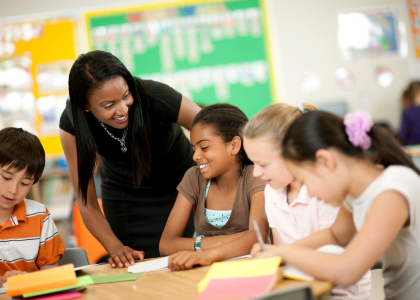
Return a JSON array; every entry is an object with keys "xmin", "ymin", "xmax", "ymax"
[{"xmin": 99, "ymin": 121, "xmax": 128, "ymax": 153}]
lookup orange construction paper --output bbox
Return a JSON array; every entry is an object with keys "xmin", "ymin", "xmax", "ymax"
[{"xmin": 7, "ymin": 264, "xmax": 76, "ymax": 297}]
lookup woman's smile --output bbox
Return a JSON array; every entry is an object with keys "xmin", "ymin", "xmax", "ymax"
[{"xmin": 113, "ymin": 114, "xmax": 128, "ymax": 124}]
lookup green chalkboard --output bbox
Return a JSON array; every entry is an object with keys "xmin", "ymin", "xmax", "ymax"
[{"xmin": 85, "ymin": 0, "xmax": 274, "ymax": 117}]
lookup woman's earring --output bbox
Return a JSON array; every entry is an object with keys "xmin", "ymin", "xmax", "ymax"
[{"xmin": 86, "ymin": 110, "xmax": 89, "ymax": 112}]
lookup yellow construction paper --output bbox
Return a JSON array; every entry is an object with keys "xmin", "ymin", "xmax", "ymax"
[{"xmin": 198, "ymin": 257, "xmax": 281, "ymax": 293}]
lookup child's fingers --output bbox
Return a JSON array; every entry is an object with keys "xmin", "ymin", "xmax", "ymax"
[
  {"xmin": 108, "ymin": 257, "xmax": 117, "ymax": 268},
  {"xmin": 250, "ymin": 243, "xmax": 262, "ymax": 256}
]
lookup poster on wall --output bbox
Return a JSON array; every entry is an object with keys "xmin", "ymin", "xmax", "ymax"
[
  {"xmin": 84, "ymin": 0, "xmax": 276, "ymax": 117},
  {"xmin": 0, "ymin": 16, "xmax": 79, "ymax": 155},
  {"xmin": 337, "ymin": 6, "xmax": 408, "ymax": 60},
  {"xmin": 408, "ymin": 0, "xmax": 420, "ymax": 59}
]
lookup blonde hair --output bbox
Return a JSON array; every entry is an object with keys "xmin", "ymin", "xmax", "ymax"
[{"xmin": 243, "ymin": 103, "xmax": 318, "ymax": 151}]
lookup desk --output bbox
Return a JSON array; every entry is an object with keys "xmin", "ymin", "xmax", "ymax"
[{"xmin": 0, "ymin": 264, "xmax": 333, "ymax": 300}]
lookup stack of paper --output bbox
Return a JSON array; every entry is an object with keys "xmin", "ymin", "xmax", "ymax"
[
  {"xmin": 197, "ymin": 256, "xmax": 281, "ymax": 299},
  {"xmin": 7, "ymin": 264, "xmax": 143, "ymax": 300},
  {"xmin": 7, "ymin": 265, "xmax": 77, "ymax": 298}
]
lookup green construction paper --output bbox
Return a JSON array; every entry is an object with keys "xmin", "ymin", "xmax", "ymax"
[
  {"xmin": 23, "ymin": 276, "xmax": 94, "ymax": 298},
  {"xmin": 90, "ymin": 273, "xmax": 143, "ymax": 284}
]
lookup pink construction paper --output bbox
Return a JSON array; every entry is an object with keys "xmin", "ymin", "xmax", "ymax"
[
  {"xmin": 197, "ymin": 275, "xmax": 277, "ymax": 300},
  {"xmin": 26, "ymin": 292, "xmax": 82, "ymax": 300}
]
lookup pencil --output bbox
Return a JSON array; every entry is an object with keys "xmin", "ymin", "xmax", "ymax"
[{"xmin": 252, "ymin": 220, "xmax": 266, "ymax": 251}]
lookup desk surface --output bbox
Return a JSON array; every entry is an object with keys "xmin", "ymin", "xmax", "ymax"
[{"xmin": 1, "ymin": 263, "xmax": 333, "ymax": 300}]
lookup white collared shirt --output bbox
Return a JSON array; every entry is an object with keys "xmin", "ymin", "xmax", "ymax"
[{"xmin": 265, "ymin": 185, "xmax": 338, "ymax": 244}]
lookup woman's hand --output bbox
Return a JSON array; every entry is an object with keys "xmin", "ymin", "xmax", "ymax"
[
  {"xmin": 1, "ymin": 270, "xmax": 27, "ymax": 283},
  {"xmin": 168, "ymin": 251, "xmax": 215, "ymax": 271},
  {"xmin": 108, "ymin": 244, "xmax": 144, "ymax": 268}
]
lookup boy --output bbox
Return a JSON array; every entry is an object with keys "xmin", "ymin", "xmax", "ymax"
[{"xmin": 0, "ymin": 128, "xmax": 65, "ymax": 283}]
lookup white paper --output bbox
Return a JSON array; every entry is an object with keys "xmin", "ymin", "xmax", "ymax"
[
  {"xmin": 0, "ymin": 283, "xmax": 7, "ymax": 294},
  {"xmin": 74, "ymin": 262, "xmax": 107, "ymax": 271},
  {"xmin": 225, "ymin": 254, "xmax": 252, "ymax": 261},
  {"xmin": 128, "ymin": 254, "xmax": 252, "ymax": 274},
  {"xmin": 128, "ymin": 256, "xmax": 169, "ymax": 273}
]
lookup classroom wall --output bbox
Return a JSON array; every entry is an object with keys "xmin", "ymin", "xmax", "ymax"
[
  {"xmin": 0, "ymin": 0, "xmax": 415, "ymax": 130},
  {"xmin": 270, "ymin": 0, "xmax": 413, "ymax": 130}
]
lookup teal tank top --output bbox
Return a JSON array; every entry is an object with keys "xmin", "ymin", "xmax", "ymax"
[{"xmin": 204, "ymin": 180, "xmax": 232, "ymax": 228}]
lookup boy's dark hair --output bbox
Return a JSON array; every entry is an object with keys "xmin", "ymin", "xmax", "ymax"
[
  {"xmin": 192, "ymin": 103, "xmax": 252, "ymax": 172},
  {"xmin": 0, "ymin": 128, "xmax": 45, "ymax": 183}
]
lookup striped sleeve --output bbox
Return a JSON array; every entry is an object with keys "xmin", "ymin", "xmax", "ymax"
[{"xmin": 35, "ymin": 208, "xmax": 65, "ymax": 268}]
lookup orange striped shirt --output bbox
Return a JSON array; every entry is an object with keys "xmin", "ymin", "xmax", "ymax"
[{"xmin": 0, "ymin": 199, "xmax": 65, "ymax": 276}]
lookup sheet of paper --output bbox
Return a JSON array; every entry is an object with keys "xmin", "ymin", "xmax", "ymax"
[
  {"xmin": 128, "ymin": 257, "xmax": 169, "ymax": 273},
  {"xmin": 197, "ymin": 275, "xmax": 277, "ymax": 300},
  {"xmin": 283, "ymin": 265, "xmax": 314, "ymax": 281},
  {"xmin": 8, "ymin": 264, "xmax": 76, "ymax": 297},
  {"xmin": 23, "ymin": 276, "xmax": 94, "ymax": 298},
  {"xmin": 90, "ymin": 273, "xmax": 142, "ymax": 284},
  {"xmin": 74, "ymin": 262, "xmax": 107, "ymax": 271},
  {"xmin": 224, "ymin": 254, "xmax": 252, "ymax": 261},
  {"xmin": 197, "ymin": 256, "xmax": 281, "ymax": 293},
  {"xmin": 0, "ymin": 283, "xmax": 6, "ymax": 294}
]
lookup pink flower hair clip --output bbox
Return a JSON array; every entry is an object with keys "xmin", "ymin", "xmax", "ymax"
[{"xmin": 343, "ymin": 111, "xmax": 373, "ymax": 150}]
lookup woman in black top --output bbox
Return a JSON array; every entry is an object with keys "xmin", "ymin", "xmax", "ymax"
[{"xmin": 60, "ymin": 50, "xmax": 200, "ymax": 268}]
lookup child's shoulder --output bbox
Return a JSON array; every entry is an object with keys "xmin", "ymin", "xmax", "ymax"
[
  {"xmin": 181, "ymin": 166, "xmax": 206, "ymax": 185},
  {"xmin": 23, "ymin": 199, "xmax": 47, "ymax": 217}
]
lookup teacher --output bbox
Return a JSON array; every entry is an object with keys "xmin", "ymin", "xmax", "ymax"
[{"xmin": 59, "ymin": 50, "xmax": 200, "ymax": 267}]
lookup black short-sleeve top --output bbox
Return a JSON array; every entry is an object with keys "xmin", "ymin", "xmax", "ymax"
[{"xmin": 59, "ymin": 79, "xmax": 195, "ymax": 196}]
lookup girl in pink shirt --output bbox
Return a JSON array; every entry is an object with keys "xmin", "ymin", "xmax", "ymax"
[{"xmin": 243, "ymin": 103, "xmax": 370, "ymax": 300}]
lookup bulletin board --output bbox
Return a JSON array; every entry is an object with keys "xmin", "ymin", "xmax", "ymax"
[
  {"xmin": 0, "ymin": 16, "xmax": 79, "ymax": 155},
  {"xmin": 85, "ymin": 0, "xmax": 275, "ymax": 117}
]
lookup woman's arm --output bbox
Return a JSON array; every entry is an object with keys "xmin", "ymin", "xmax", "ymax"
[
  {"xmin": 60, "ymin": 129, "xmax": 144, "ymax": 268},
  {"xmin": 159, "ymin": 193, "xmax": 246, "ymax": 256},
  {"xmin": 168, "ymin": 191, "xmax": 268, "ymax": 270},
  {"xmin": 253, "ymin": 191, "xmax": 409, "ymax": 285},
  {"xmin": 176, "ymin": 95, "xmax": 201, "ymax": 130}
]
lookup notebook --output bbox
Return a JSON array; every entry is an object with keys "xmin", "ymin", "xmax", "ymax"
[
  {"xmin": 7, "ymin": 264, "xmax": 76, "ymax": 297},
  {"xmin": 197, "ymin": 275, "xmax": 277, "ymax": 300},
  {"xmin": 198, "ymin": 256, "xmax": 281, "ymax": 293}
]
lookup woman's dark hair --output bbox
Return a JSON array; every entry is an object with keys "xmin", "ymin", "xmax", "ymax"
[
  {"xmin": 192, "ymin": 103, "xmax": 251, "ymax": 172},
  {"xmin": 0, "ymin": 127, "xmax": 45, "ymax": 183},
  {"xmin": 282, "ymin": 111, "xmax": 420, "ymax": 175},
  {"xmin": 68, "ymin": 50, "xmax": 151, "ymax": 205}
]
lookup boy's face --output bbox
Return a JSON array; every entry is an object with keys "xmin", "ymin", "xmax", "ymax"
[{"xmin": 0, "ymin": 165, "xmax": 34, "ymax": 210}]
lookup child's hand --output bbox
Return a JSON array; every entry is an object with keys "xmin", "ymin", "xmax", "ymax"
[
  {"xmin": 2, "ymin": 270, "xmax": 27, "ymax": 282},
  {"xmin": 250, "ymin": 243, "xmax": 282, "ymax": 259},
  {"xmin": 168, "ymin": 251, "xmax": 214, "ymax": 271}
]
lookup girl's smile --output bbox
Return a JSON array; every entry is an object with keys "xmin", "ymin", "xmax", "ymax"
[{"xmin": 190, "ymin": 124, "xmax": 241, "ymax": 180}]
